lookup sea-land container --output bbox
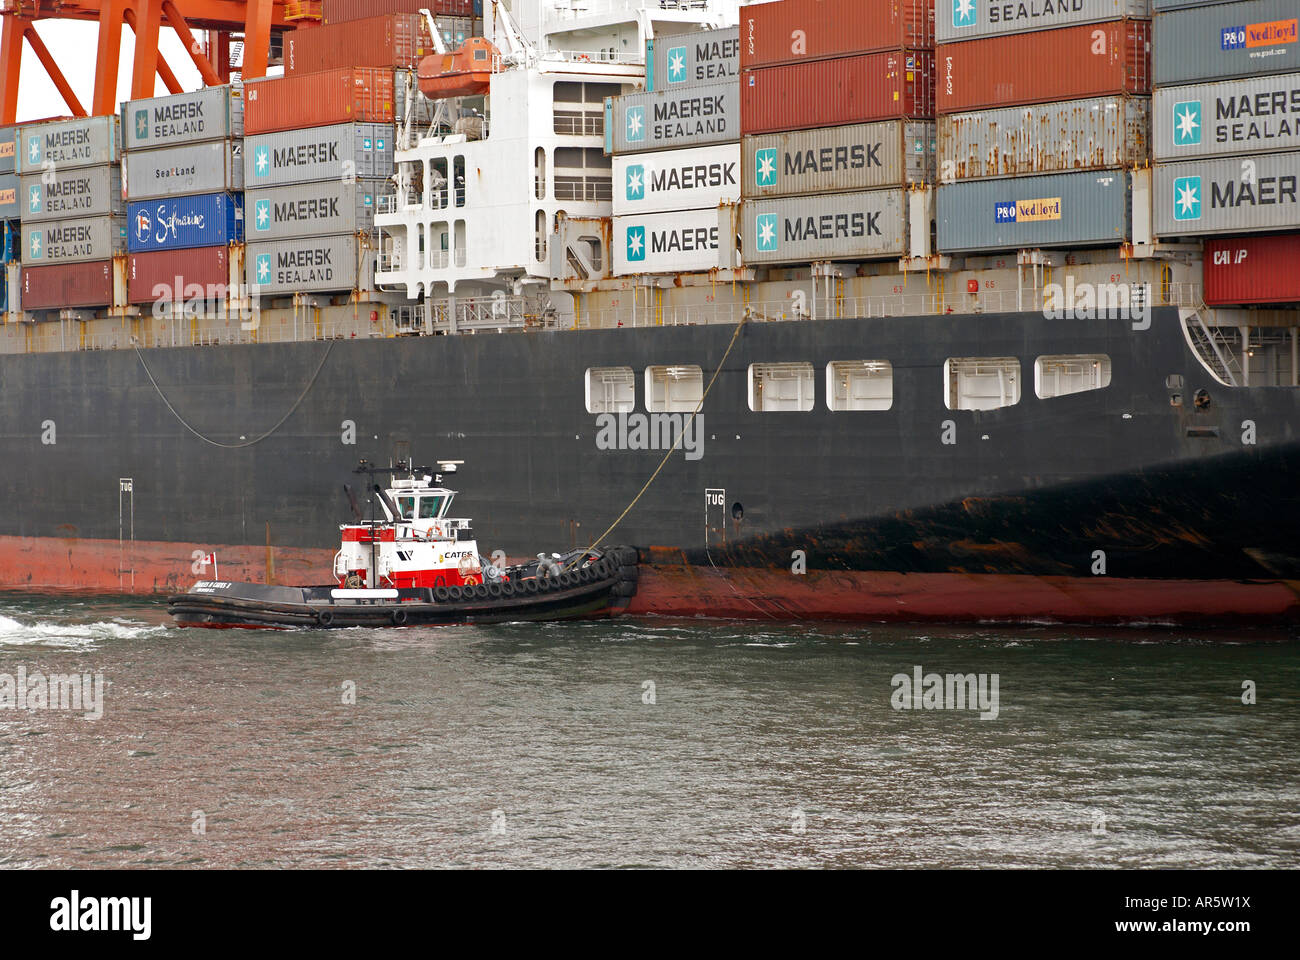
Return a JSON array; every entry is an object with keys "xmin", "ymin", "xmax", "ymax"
[
  {"xmin": 22, "ymin": 260, "xmax": 115, "ymax": 309},
  {"xmin": 1154, "ymin": 151, "xmax": 1300, "ymax": 237},
  {"xmin": 741, "ymin": 52, "xmax": 935, "ymax": 136},
  {"xmin": 20, "ymin": 165, "xmax": 125, "ymax": 222},
  {"xmin": 244, "ymin": 68, "xmax": 395, "ymax": 135},
  {"xmin": 245, "ymin": 123, "xmax": 394, "ymax": 186},
  {"xmin": 936, "ymin": 170, "xmax": 1131, "ymax": 252},
  {"xmin": 127, "ymin": 192, "xmax": 244, "ymax": 253},
  {"xmin": 613, "ymin": 207, "xmax": 727, "ymax": 276},
  {"xmin": 744, "ymin": 189, "xmax": 909, "ymax": 264},
  {"xmin": 247, "ymin": 178, "xmax": 386, "ymax": 240},
  {"xmin": 605, "ymin": 81, "xmax": 740, "ymax": 155},
  {"xmin": 246, "ymin": 233, "xmax": 373, "ymax": 294},
  {"xmin": 17, "ymin": 115, "xmax": 120, "ymax": 175},
  {"xmin": 612, "ymin": 144, "xmax": 740, "ymax": 217},
  {"xmin": 1155, "ymin": 0, "xmax": 1300, "ymax": 86},
  {"xmin": 936, "ymin": 21, "xmax": 1151, "ymax": 112},
  {"xmin": 127, "ymin": 245, "xmax": 231, "ymax": 305},
  {"xmin": 741, "ymin": 0, "xmax": 934, "ymax": 69},
  {"xmin": 742, "ymin": 121, "xmax": 936, "ymax": 200},
  {"xmin": 936, "ymin": 0, "xmax": 1150, "ymax": 44},
  {"xmin": 22, "ymin": 216, "xmax": 127, "ymax": 264},
  {"xmin": 1153, "ymin": 74, "xmax": 1300, "ymax": 161},
  {"xmin": 322, "ymin": 0, "xmax": 473, "ymax": 23},
  {"xmin": 938, "ymin": 96, "xmax": 1150, "ymax": 182},
  {"xmin": 286, "ymin": 13, "xmax": 434, "ymax": 74},
  {"xmin": 0, "ymin": 172, "xmax": 17, "ymax": 219},
  {"xmin": 1203, "ymin": 234, "xmax": 1300, "ymax": 305},
  {"xmin": 122, "ymin": 85, "xmax": 243, "ymax": 151},
  {"xmin": 124, "ymin": 139, "xmax": 244, "ymax": 200},
  {"xmin": 647, "ymin": 26, "xmax": 739, "ymax": 91}
]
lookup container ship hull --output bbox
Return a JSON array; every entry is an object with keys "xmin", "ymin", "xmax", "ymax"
[{"xmin": 2, "ymin": 306, "xmax": 1297, "ymax": 625}]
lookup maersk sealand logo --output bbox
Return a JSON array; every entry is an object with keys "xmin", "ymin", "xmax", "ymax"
[
  {"xmin": 755, "ymin": 148, "xmax": 778, "ymax": 187},
  {"xmin": 625, "ymin": 106, "xmax": 645, "ymax": 143},
  {"xmin": 1172, "ymin": 100, "xmax": 1201, "ymax": 147},
  {"xmin": 626, "ymin": 225, "xmax": 646, "ymax": 262},
  {"xmin": 755, "ymin": 213, "xmax": 779, "ymax": 252},
  {"xmin": 254, "ymin": 144, "xmax": 270, "ymax": 178},
  {"xmin": 953, "ymin": 0, "xmax": 977, "ymax": 28},
  {"xmin": 28, "ymin": 184, "xmax": 41, "ymax": 213},
  {"xmin": 135, "ymin": 109, "xmax": 149, "ymax": 141},
  {"xmin": 626, "ymin": 164, "xmax": 645, "ymax": 202},
  {"xmin": 1173, "ymin": 176, "xmax": 1202, "ymax": 221},
  {"xmin": 256, "ymin": 254, "xmax": 272, "ymax": 284},
  {"xmin": 254, "ymin": 198, "xmax": 271, "ymax": 232},
  {"xmin": 27, "ymin": 135, "xmax": 41, "ymax": 165},
  {"xmin": 666, "ymin": 46, "xmax": 688, "ymax": 84},
  {"xmin": 28, "ymin": 230, "xmax": 42, "ymax": 260}
]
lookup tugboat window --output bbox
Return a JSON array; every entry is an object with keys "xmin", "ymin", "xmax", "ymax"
[
  {"xmin": 944, "ymin": 357, "xmax": 1021, "ymax": 411},
  {"xmin": 419, "ymin": 497, "xmax": 445, "ymax": 520},
  {"xmin": 396, "ymin": 496, "xmax": 415, "ymax": 519}
]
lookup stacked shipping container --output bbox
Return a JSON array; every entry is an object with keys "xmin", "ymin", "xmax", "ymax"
[{"xmin": 0, "ymin": 128, "xmax": 15, "ymax": 315}]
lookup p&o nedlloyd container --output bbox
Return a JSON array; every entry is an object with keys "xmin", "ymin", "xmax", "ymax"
[
  {"xmin": 0, "ymin": 172, "xmax": 17, "ymax": 219},
  {"xmin": 245, "ymin": 123, "xmax": 394, "ymax": 187},
  {"xmin": 1152, "ymin": 74, "xmax": 1300, "ymax": 161},
  {"xmin": 22, "ymin": 216, "xmax": 127, "ymax": 264},
  {"xmin": 247, "ymin": 179, "xmax": 385, "ymax": 241},
  {"xmin": 743, "ymin": 190, "xmax": 909, "ymax": 264},
  {"xmin": 20, "ymin": 166, "xmax": 124, "ymax": 221},
  {"xmin": 646, "ymin": 26, "xmax": 739, "ymax": 91},
  {"xmin": 612, "ymin": 144, "xmax": 740, "ymax": 217},
  {"xmin": 122, "ymin": 85, "xmax": 243, "ymax": 151},
  {"xmin": 612, "ymin": 207, "xmax": 729, "ymax": 276},
  {"xmin": 1154, "ymin": 150, "xmax": 1300, "ymax": 237},
  {"xmin": 246, "ymin": 233, "xmax": 374, "ymax": 294},
  {"xmin": 936, "ymin": 0, "xmax": 1150, "ymax": 43},
  {"xmin": 16, "ymin": 115, "xmax": 120, "ymax": 175},
  {"xmin": 0, "ymin": 131, "xmax": 15, "ymax": 174},
  {"xmin": 605, "ymin": 82, "xmax": 740, "ymax": 156},
  {"xmin": 741, "ymin": 0, "xmax": 935, "ymax": 69},
  {"xmin": 742, "ymin": 121, "xmax": 936, "ymax": 200},
  {"xmin": 124, "ymin": 139, "xmax": 245, "ymax": 200},
  {"xmin": 1154, "ymin": 0, "xmax": 1300, "ymax": 86}
]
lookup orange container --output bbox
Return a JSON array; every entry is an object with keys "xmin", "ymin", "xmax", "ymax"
[
  {"xmin": 286, "ymin": 13, "xmax": 434, "ymax": 74},
  {"xmin": 244, "ymin": 67, "xmax": 395, "ymax": 134}
]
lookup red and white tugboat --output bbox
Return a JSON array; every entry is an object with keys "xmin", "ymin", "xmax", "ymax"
[{"xmin": 168, "ymin": 460, "xmax": 639, "ymax": 629}]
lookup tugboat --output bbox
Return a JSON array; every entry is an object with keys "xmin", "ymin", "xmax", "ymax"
[{"xmin": 167, "ymin": 460, "xmax": 639, "ymax": 629}]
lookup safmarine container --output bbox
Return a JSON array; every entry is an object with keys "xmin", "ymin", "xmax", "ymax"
[
  {"xmin": 20, "ymin": 166, "xmax": 125, "ymax": 222},
  {"xmin": 247, "ymin": 178, "xmax": 385, "ymax": 240},
  {"xmin": 16, "ymin": 115, "xmax": 120, "ymax": 175},
  {"xmin": 937, "ymin": 21, "xmax": 1151, "ymax": 112},
  {"xmin": 605, "ymin": 81, "xmax": 740, "ymax": 155},
  {"xmin": 21, "ymin": 261, "xmax": 115, "ymax": 309},
  {"xmin": 123, "ymin": 85, "xmax": 243, "ymax": 150},
  {"xmin": 741, "ymin": 0, "xmax": 934, "ymax": 69},
  {"xmin": 1203, "ymin": 234, "xmax": 1300, "ymax": 304},
  {"xmin": 124, "ymin": 140, "xmax": 244, "ymax": 200},
  {"xmin": 22, "ymin": 216, "xmax": 127, "ymax": 264},
  {"xmin": 741, "ymin": 52, "xmax": 935, "ymax": 136},
  {"xmin": 936, "ymin": 170, "xmax": 1131, "ymax": 252},
  {"xmin": 1155, "ymin": 0, "xmax": 1300, "ymax": 86},
  {"xmin": 322, "ymin": 0, "xmax": 472, "ymax": 22},
  {"xmin": 246, "ymin": 234, "xmax": 372, "ymax": 294},
  {"xmin": 1153, "ymin": 73, "xmax": 1300, "ymax": 161},
  {"xmin": 744, "ymin": 189, "xmax": 909, "ymax": 264},
  {"xmin": 286, "ymin": 13, "xmax": 434, "ymax": 74},
  {"xmin": 743, "ymin": 121, "xmax": 935, "ymax": 200},
  {"xmin": 936, "ymin": 0, "xmax": 1150, "ymax": 43},
  {"xmin": 938, "ymin": 97, "xmax": 1150, "ymax": 182},
  {"xmin": 245, "ymin": 123, "xmax": 394, "ymax": 187},
  {"xmin": 647, "ymin": 26, "xmax": 739, "ymax": 91},
  {"xmin": 128, "ymin": 246, "xmax": 231, "ymax": 305},
  {"xmin": 613, "ymin": 207, "xmax": 726, "ymax": 276},
  {"xmin": 0, "ymin": 172, "xmax": 16, "ymax": 219},
  {"xmin": 1154, "ymin": 151, "xmax": 1300, "ymax": 236},
  {"xmin": 127, "ymin": 192, "xmax": 244, "ymax": 253},
  {"xmin": 244, "ymin": 68, "xmax": 395, "ymax": 134},
  {"xmin": 612, "ymin": 144, "xmax": 740, "ymax": 217}
]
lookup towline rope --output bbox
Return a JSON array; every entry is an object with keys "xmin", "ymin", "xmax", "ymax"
[{"xmin": 134, "ymin": 339, "xmax": 336, "ymax": 449}]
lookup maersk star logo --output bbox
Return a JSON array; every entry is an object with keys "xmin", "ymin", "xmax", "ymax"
[
  {"xmin": 254, "ymin": 198, "xmax": 271, "ymax": 231},
  {"xmin": 1172, "ymin": 100, "xmax": 1202, "ymax": 147},
  {"xmin": 27, "ymin": 135, "xmax": 40, "ymax": 164},
  {"xmin": 626, "ymin": 164, "xmax": 645, "ymax": 202},
  {"xmin": 28, "ymin": 184, "xmax": 41, "ymax": 213},
  {"xmin": 953, "ymin": 0, "xmax": 977, "ymax": 28},
  {"xmin": 256, "ymin": 254, "xmax": 272, "ymax": 283},
  {"xmin": 29, "ymin": 231, "xmax": 42, "ymax": 259},
  {"xmin": 1173, "ymin": 176, "xmax": 1202, "ymax": 221},
  {"xmin": 667, "ymin": 46, "xmax": 688, "ymax": 84},
  {"xmin": 135, "ymin": 109, "xmax": 149, "ymax": 140},
  {"xmin": 755, "ymin": 148, "xmax": 778, "ymax": 187},
  {"xmin": 626, "ymin": 225, "xmax": 646, "ymax": 262},
  {"xmin": 756, "ymin": 213, "xmax": 778, "ymax": 252},
  {"xmin": 626, "ymin": 106, "xmax": 645, "ymax": 143},
  {"xmin": 254, "ymin": 145, "xmax": 270, "ymax": 177}
]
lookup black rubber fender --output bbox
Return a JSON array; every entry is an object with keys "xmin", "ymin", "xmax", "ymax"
[
  {"xmin": 433, "ymin": 586, "xmax": 451, "ymax": 603},
  {"xmin": 391, "ymin": 608, "xmax": 409, "ymax": 626},
  {"xmin": 317, "ymin": 609, "xmax": 335, "ymax": 627}
]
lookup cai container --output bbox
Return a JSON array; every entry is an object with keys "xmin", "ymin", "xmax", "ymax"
[
  {"xmin": 1154, "ymin": 151, "xmax": 1300, "ymax": 237},
  {"xmin": 246, "ymin": 233, "xmax": 373, "ymax": 294},
  {"xmin": 127, "ymin": 246, "xmax": 231, "ymax": 305},
  {"xmin": 20, "ymin": 165, "xmax": 125, "ymax": 222},
  {"xmin": 124, "ymin": 140, "xmax": 244, "ymax": 200},
  {"xmin": 742, "ymin": 121, "xmax": 935, "ymax": 200},
  {"xmin": 122, "ymin": 85, "xmax": 243, "ymax": 150},
  {"xmin": 612, "ymin": 143, "xmax": 740, "ymax": 217},
  {"xmin": 936, "ymin": 170, "xmax": 1131, "ymax": 253},
  {"xmin": 646, "ymin": 26, "xmax": 739, "ymax": 91},
  {"xmin": 21, "ymin": 261, "xmax": 115, "ymax": 310},
  {"xmin": 938, "ymin": 96, "xmax": 1150, "ymax": 182},
  {"xmin": 246, "ymin": 178, "xmax": 386, "ymax": 240},
  {"xmin": 613, "ymin": 207, "xmax": 727, "ymax": 276},
  {"xmin": 322, "ymin": 0, "xmax": 473, "ymax": 24},
  {"xmin": 1155, "ymin": 0, "xmax": 1300, "ymax": 86},
  {"xmin": 127, "ymin": 192, "xmax": 244, "ymax": 253},
  {"xmin": 244, "ymin": 123, "xmax": 394, "ymax": 187},
  {"xmin": 1153, "ymin": 74, "xmax": 1300, "ymax": 161},
  {"xmin": 741, "ymin": 51, "xmax": 935, "ymax": 136},
  {"xmin": 16, "ymin": 115, "xmax": 120, "ymax": 175},
  {"xmin": 741, "ymin": 0, "xmax": 934, "ymax": 69},
  {"xmin": 22, "ymin": 216, "xmax": 127, "ymax": 265},
  {"xmin": 936, "ymin": 21, "xmax": 1151, "ymax": 112},
  {"xmin": 286, "ymin": 13, "xmax": 435, "ymax": 74},
  {"xmin": 743, "ymin": 189, "xmax": 909, "ymax": 264},
  {"xmin": 936, "ymin": 0, "xmax": 1150, "ymax": 43},
  {"xmin": 604, "ymin": 81, "xmax": 740, "ymax": 155},
  {"xmin": 1203, "ymin": 234, "xmax": 1300, "ymax": 305},
  {"xmin": 244, "ymin": 68, "xmax": 395, "ymax": 135}
]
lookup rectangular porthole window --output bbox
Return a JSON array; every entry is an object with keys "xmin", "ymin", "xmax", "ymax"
[
  {"xmin": 749, "ymin": 362, "xmax": 814, "ymax": 412},
  {"xmin": 645, "ymin": 365, "xmax": 703, "ymax": 413},
  {"xmin": 944, "ymin": 357, "xmax": 1021, "ymax": 411},
  {"xmin": 1035, "ymin": 355, "xmax": 1113, "ymax": 399},
  {"xmin": 585, "ymin": 367, "xmax": 635, "ymax": 414},
  {"xmin": 826, "ymin": 361, "xmax": 893, "ymax": 411}
]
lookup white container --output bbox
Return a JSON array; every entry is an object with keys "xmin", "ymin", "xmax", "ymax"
[{"xmin": 613, "ymin": 144, "xmax": 740, "ymax": 216}]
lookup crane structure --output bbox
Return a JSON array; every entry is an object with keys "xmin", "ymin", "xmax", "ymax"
[{"xmin": 0, "ymin": 0, "xmax": 322, "ymax": 123}]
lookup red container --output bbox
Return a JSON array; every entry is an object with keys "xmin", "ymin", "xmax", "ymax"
[
  {"xmin": 323, "ymin": 0, "xmax": 472, "ymax": 23},
  {"xmin": 1204, "ymin": 235, "xmax": 1300, "ymax": 307},
  {"xmin": 244, "ymin": 67, "xmax": 395, "ymax": 134},
  {"xmin": 937, "ymin": 20, "xmax": 1151, "ymax": 112},
  {"xmin": 287, "ymin": 13, "xmax": 434, "ymax": 74},
  {"xmin": 742, "ymin": 51, "xmax": 935, "ymax": 135},
  {"xmin": 22, "ymin": 262, "xmax": 114, "ymax": 310},
  {"xmin": 127, "ymin": 247, "xmax": 230, "ymax": 306},
  {"xmin": 741, "ymin": 0, "xmax": 934, "ymax": 69}
]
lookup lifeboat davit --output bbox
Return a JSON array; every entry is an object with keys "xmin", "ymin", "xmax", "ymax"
[{"xmin": 419, "ymin": 37, "xmax": 499, "ymax": 101}]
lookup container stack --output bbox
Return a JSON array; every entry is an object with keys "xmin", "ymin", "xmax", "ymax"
[
  {"xmin": 606, "ymin": 25, "xmax": 742, "ymax": 276},
  {"xmin": 1, "ymin": 128, "xmax": 16, "ymax": 314},
  {"xmin": 934, "ymin": 0, "xmax": 1152, "ymax": 254},
  {"xmin": 738, "ymin": 0, "xmax": 937, "ymax": 266},
  {"xmin": 1149, "ymin": 0, "xmax": 1300, "ymax": 305},
  {"xmin": 17, "ymin": 116, "xmax": 126, "ymax": 313}
]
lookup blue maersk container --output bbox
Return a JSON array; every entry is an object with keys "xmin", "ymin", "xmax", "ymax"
[{"xmin": 127, "ymin": 191, "xmax": 243, "ymax": 253}]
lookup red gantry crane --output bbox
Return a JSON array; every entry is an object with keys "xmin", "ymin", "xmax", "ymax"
[{"xmin": 0, "ymin": 0, "xmax": 321, "ymax": 123}]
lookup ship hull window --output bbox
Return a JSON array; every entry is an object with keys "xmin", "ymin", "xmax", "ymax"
[
  {"xmin": 585, "ymin": 366, "xmax": 635, "ymax": 414},
  {"xmin": 749, "ymin": 362, "xmax": 814, "ymax": 412},
  {"xmin": 827, "ymin": 361, "xmax": 893, "ymax": 411},
  {"xmin": 1034, "ymin": 355, "xmax": 1112, "ymax": 399},
  {"xmin": 645, "ymin": 365, "xmax": 704, "ymax": 413},
  {"xmin": 944, "ymin": 358, "xmax": 1021, "ymax": 411}
]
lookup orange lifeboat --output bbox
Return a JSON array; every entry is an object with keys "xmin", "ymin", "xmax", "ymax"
[{"xmin": 418, "ymin": 37, "xmax": 499, "ymax": 101}]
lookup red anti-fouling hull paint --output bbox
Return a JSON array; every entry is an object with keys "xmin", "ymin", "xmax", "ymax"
[
  {"xmin": 742, "ymin": 0, "xmax": 935, "ymax": 68},
  {"xmin": 1204, "ymin": 235, "xmax": 1300, "ymax": 305}
]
